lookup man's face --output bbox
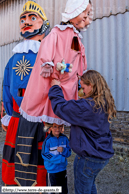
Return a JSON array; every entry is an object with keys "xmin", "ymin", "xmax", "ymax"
[{"xmin": 20, "ymin": 12, "xmax": 44, "ymax": 39}]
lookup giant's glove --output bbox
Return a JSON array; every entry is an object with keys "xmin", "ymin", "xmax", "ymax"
[
  {"xmin": 1, "ymin": 114, "xmax": 11, "ymax": 132},
  {"xmin": 40, "ymin": 64, "xmax": 53, "ymax": 77}
]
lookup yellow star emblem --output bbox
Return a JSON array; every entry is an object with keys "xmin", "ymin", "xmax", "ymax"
[{"xmin": 13, "ymin": 55, "xmax": 33, "ymax": 80}]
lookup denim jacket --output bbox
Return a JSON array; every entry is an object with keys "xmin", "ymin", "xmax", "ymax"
[{"xmin": 48, "ymin": 85, "xmax": 114, "ymax": 160}]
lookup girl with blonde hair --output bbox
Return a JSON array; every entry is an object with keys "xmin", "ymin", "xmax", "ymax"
[{"xmin": 48, "ymin": 70, "xmax": 116, "ymax": 194}]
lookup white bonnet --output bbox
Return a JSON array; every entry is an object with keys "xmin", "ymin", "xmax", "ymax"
[{"xmin": 62, "ymin": 0, "xmax": 94, "ymax": 31}]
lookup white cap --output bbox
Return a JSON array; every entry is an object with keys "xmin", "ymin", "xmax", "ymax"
[{"xmin": 62, "ymin": 0, "xmax": 94, "ymax": 31}]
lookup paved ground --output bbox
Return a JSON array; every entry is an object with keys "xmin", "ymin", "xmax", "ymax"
[{"xmin": 0, "ymin": 130, "xmax": 129, "ymax": 194}]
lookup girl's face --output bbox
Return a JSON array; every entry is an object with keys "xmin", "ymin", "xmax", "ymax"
[
  {"xmin": 80, "ymin": 80, "xmax": 92, "ymax": 96},
  {"xmin": 70, "ymin": 3, "xmax": 91, "ymax": 30}
]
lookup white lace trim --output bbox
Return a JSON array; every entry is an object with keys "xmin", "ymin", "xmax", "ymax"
[
  {"xmin": 1, "ymin": 115, "xmax": 11, "ymax": 126},
  {"xmin": 55, "ymin": 24, "xmax": 83, "ymax": 39},
  {"xmin": 19, "ymin": 107, "xmax": 71, "ymax": 126},
  {"xmin": 83, "ymin": 69, "xmax": 87, "ymax": 74},
  {"xmin": 12, "ymin": 40, "xmax": 41, "ymax": 54},
  {"xmin": 41, "ymin": 61, "xmax": 54, "ymax": 67}
]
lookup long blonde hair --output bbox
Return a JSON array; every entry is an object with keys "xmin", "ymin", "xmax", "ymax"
[{"xmin": 81, "ymin": 70, "xmax": 116, "ymax": 122}]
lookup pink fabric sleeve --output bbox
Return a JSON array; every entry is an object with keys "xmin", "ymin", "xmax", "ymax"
[
  {"xmin": 78, "ymin": 43, "xmax": 87, "ymax": 76},
  {"xmin": 35, "ymin": 31, "xmax": 58, "ymax": 66}
]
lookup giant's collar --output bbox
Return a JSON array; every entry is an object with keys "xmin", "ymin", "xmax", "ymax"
[
  {"xmin": 12, "ymin": 40, "xmax": 41, "ymax": 54},
  {"xmin": 55, "ymin": 24, "xmax": 83, "ymax": 39}
]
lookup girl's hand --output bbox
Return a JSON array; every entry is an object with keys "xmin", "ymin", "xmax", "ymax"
[{"xmin": 51, "ymin": 79, "xmax": 60, "ymax": 87}]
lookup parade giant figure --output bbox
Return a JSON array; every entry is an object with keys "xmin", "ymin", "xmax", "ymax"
[
  {"xmin": 1, "ymin": 0, "xmax": 50, "ymax": 186},
  {"xmin": 15, "ymin": 0, "xmax": 93, "ymax": 186}
]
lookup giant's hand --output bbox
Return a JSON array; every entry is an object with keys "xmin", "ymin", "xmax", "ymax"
[
  {"xmin": 40, "ymin": 64, "xmax": 53, "ymax": 77},
  {"xmin": 2, "ymin": 124, "xmax": 8, "ymax": 132}
]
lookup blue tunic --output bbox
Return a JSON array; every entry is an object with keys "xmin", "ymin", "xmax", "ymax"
[{"xmin": 3, "ymin": 51, "xmax": 37, "ymax": 115}]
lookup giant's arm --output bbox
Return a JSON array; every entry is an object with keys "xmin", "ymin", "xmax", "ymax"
[
  {"xmin": 37, "ymin": 31, "xmax": 57, "ymax": 77},
  {"xmin": 3, "ymin": 57, "xmax": 13, "ymax": 116}
]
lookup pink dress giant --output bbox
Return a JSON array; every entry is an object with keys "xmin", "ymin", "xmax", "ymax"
[{"xmin": 20, "ymin": 25, "xmax": 87, "ymax": 126}]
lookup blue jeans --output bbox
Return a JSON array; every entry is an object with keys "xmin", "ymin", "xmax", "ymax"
[{"xmin": 74, "ymin": 155, "xmax": 109, "ymax": 194}]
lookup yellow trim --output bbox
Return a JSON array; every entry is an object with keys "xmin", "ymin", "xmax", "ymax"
[
  {"xmin": 15, "ymin": 162, "xmax": 37, "ymax": 167},
  {"xmin": 17, "ymin": 152, "xmax": 31, "ymax": 154},
  {"xmin": 32, "ymin": 180, "xmax": 37, "ymax": 187},
  {"xmin": 18, "ymin": 136, "xmax": 34, "ymax": 139},
  {"xmin": 37, "ymin": 167, "xmax": 45, "ymax": 170},
  {"xmin": 20, "ymin": 1, "xmax": 47, "ymax": 21},
  {"xmin": 14, "ymin": 178, "xmax": 21, "ymax": 186},
  {"xmin": 12, "ymin": 56, "xmax": 33, "ymax": 81},
  {"xmin": 17, "ymin": 144, "xmax": 32, "ymax": 147},
  {"xmin": 16, "ymin": 152, "xmax": 30, "ymax": 167},
  {"xmin": 14, "ymin": 177, "xmax": 37, "ymax": 186},
  {"xmin": 15, "ymin": 170, "xmax": 37, "ymax": 175},
  {"xmin": 5, "ymin": 141, "xmax": 15, "ymax": 146},
  {"xmin": 15, "ymin": 177, "xmax": 36, "ymax": 181},
  {"xmin": 2, "ymin": 161, "xmax": 15, "ymax": 167}
]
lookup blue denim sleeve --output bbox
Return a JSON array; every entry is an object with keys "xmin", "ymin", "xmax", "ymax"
[{"xmin": 48, "ymin": 85, "xmax": 88, "ymax": 126}]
